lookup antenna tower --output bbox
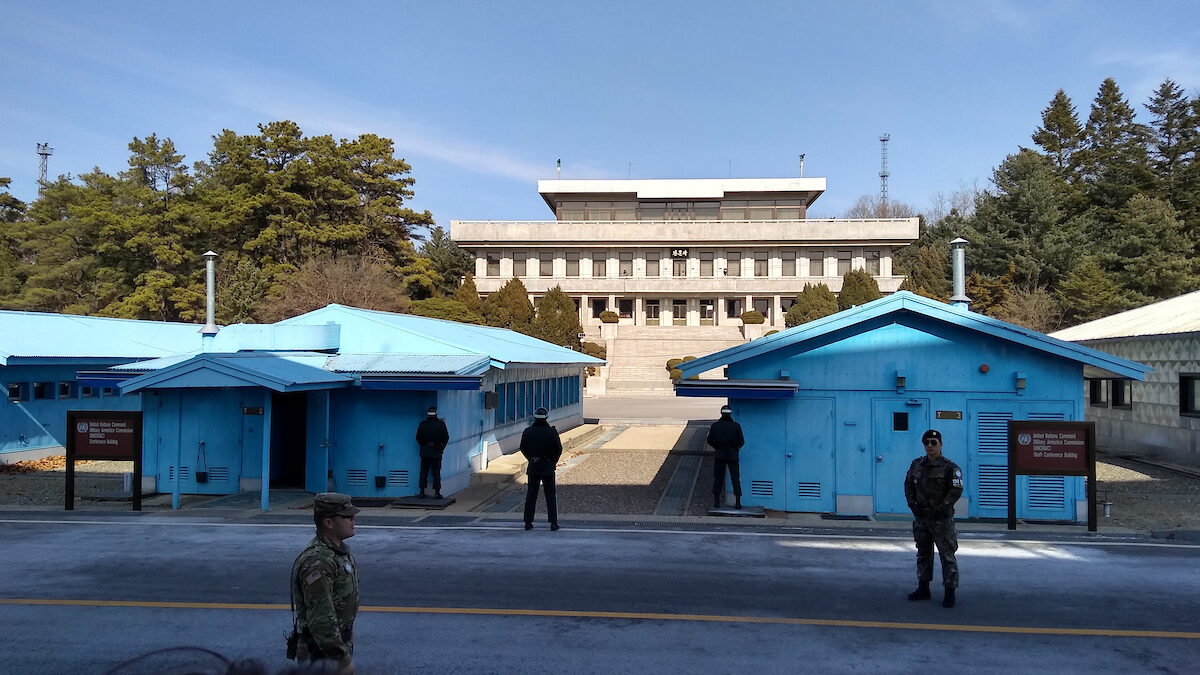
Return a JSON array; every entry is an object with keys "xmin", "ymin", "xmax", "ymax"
[
  {"xmin": 878, "ymin": 134, "xmax": 890, "ymax": 213},
  {"xmin": 37, "ymin": 142, "xmax": 54, "ymax": 186}
]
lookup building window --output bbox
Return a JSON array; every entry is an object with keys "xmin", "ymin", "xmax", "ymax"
[
  {"xmin": 565, "ymin": 252, "xmax": 579, "ymax": 277},
  {"xmin": 591, "ymin": 298, "xmax": 607, "ymax": 318},
  {"xmin": 726, "ymin": 252, "xmax": 741, "ymax": 277},
  {"xmin": 618, "ymin": 299, "xmax": 633, "ymax": 318},
  {"xmin": 558, "ymin": 201, "xmax": 585, "ymax": 220},
  {"xmin": 672, "ymin": 258, "xmax": 687, "ymax": 277},
  {"xmin": 593, "ymin": 253, "xmax": 607, "ymax": 278},
  {"xmin": 619, "ymin": 252, "xmax": 633, "ymax": 277},
  {"xmin": 81, "ymin": 386, "xmax": 96, "ymax": 398},
  {"xmin": 753, "ymin": 297, "xmax": 771, "ymax": 320},
  {"xmin": 1182, "ymin": 374, "xmax": 1200, "ymax": 417},
  {"xmin": 700, "ymin": 252, "xmax": 714, "ymax": 277},
  {"xmin": 782, "ymin": 250, "xmax": 796, "ymax": 276},
  {"xmin": 837, "ymin": 251, "xmax": 852, "ymax": 276},
  {"xmin": 754, "ymin": 251, "xmax": 768, "ymax": 277},
  {"xmin": 1088, "ymin": 379, "xmax": 1108, "ymax": 407},
  {"xmin": 700, "ymin": 299, "xmax": 715, "ymax": 324},
  {"xmin": 726, "ymin": 298, "xmax": 744, "ymax": 318},
  {"xmin": 866, "ymin": 250, "xmax": 881, "ymax": 276},
  {"xmin": 101, "ymin": 387, "xmax": 115, "ymax": 397},
  {"xmin": 646, "ymin": 252, "xmax": 660, "ymax": 277},
  {"xmin": 781, "ymin": 297, "xmax": 796, "ymax": 312},
  {"xmin": 539, "ymin": 251, "xmax": 554, "ymax": 277},
  {"xmin": 58, "ymin": 382, "xmax": 75, "ymax": 398},
  {"xmin": 809, "ymin": 252, "xmax": 824, "ymax": 277},
  {"xmin": 672, "ymin": 300, "xmax": 687, "ymax": 325},
  {"xmin": 513, "ymin": 252, "xmax": 526, "ymax": 277},
  {"xmin": 1111, "ymin": 379, "xmax": 1132, "ymax": 409},
  {"xmin": 7, "ymin": 382, "xmax": 27, "ymax": 402},
  {"xmin": 33, "ymin": 382, "xmax": 51, "ymax": 400},
  {"xmin": 486, "ymin": 253, "xmax": 501, "ymax": 277},
  {"xmin": 646, "ymin": 300, "xmax": 660, "ymax": 325}
]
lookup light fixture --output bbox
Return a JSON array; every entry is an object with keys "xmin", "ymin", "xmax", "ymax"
[
  {"xmin": 895, "ymin": 370, "xmax": 906, "ymax": 392},
  {"xmin": 1015, "ymin": 371, "xmax": 1027, "ymax": 394}
]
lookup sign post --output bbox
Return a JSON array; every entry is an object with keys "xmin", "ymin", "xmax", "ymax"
[
  {"xmin": 1007, "ymin": 420, "xmax": 1096, "ymax": 532},
  {"xmin": 65, "ymin": 411, "xmax": 143, "ymax": 511}
]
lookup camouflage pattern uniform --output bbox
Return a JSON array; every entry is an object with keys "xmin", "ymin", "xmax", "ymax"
[
  {"xmin": 904, "ymin": 454, "xmax": 964, "ymax": 588},
  {"xmin": 291, "ymin": 533, "xmax": 359, "ymax": 669}
]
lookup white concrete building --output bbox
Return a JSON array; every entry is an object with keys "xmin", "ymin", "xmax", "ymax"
[{"xmin": 452, "ymin": 178, "xmax": 919, "ymax": 329}]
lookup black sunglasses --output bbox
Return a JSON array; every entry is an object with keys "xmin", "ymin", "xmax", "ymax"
[{"xmin": 922, "ymin": 439, "xmax": 940, "ymax": 446}]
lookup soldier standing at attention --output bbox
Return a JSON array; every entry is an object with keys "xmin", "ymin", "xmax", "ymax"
[
  {"xmin": 707, "ymin": 404, "xmax": 745, "ymax": 509},
  {"xmin": 415, "ymin": 405, "xmax": 450, "ymax": 499},
  {"xmin": 520, "ymin": 407, "xmax": 563, "ymax": 531},
  {"xmin": 904, "ymin": 429, "xmax": 964, "ymax": 608},
  {"xmin": 290, "ymin": 493, "xmax": 361, "ymax": 673}
]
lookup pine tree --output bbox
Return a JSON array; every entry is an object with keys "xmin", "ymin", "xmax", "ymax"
[
  {"xmin": 1079, "ymin": 78, "xmax": 1155, "ymax": 228},
  {"xmin": 408, "ymin": 297, "xmax": 484, "ymax": 324},
  {"xmin": 895, "ymin": 244, "xmax": 950, "ymax": 301},
  {"xmin": 1101, "ymin": 194, "xmax": 1197, "ymax": 300},
  {"xmin": 1033, "ymin": 89, "xmax": 1085, "ymax": 181},
  {"xmin": 837, "ymin": 269, "xmax": 883, "ymax": 310},
  {"xmin": 453, "ymin": 274, "xmax": 483, "ymax": 313},
  {"xmin": 531, "ymin": 285, "xmax": 582, "ymax": 348},
  {"xmin": 420, "ymin": 225, "xmax": 473, "ymax": 296},
  {"xmin": 1055, "ymin": 258, "xmax": 1134, "ymax": 326},
  {"xmin": 481, "ymin": 277, "xmax": 534, "ymax": 334},
  {"xmin": 1144, "ymin": 78, "xmax": 1194, "ymax": 209},
  {"xmin": 785, "ymin": 283, "xmax": 838, "ymax": 326}
]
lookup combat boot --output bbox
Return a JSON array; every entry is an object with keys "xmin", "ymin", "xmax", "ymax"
[
  {"xmin": 734, "ymin": 497, "xmax": 742, "ymax": 509},
  {"xmin": 713, "ymin": 494, "xmax": 721, "ymax": 508},
  {"xmin": 942, "ymin": 586, "xmax": 956, "ymax": 608},
  {"xmin": 907, "ymin": 581, "xmax": 931, "ymax": 601},
  {"xmin": 434, "ymin": 492, "xmax": 443, "ymax": 500},
  {"xmin": 419, "ymin": 490, "xmax": 427, "ymax": 498}
]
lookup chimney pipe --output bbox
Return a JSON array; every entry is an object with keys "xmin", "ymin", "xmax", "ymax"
[
  {"xmin": 201, "ymin": 251, "xmax": 220, "ymax": 349},
  {"xmin": 950, "ymin": 237, "xmax": 971, "ymax": 310}
]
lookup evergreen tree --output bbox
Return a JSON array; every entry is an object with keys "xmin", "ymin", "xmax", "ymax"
[
  {"xmin": 1144, "ymin": 78, "xmax": 1195, "ymax": 209},
  {"xmin": 1079, "ymin": 78, "xmax": 1155, "ymax": 228},
  {"xmin": 1032, "ymin": 89, "xmax": 1085, "ymax": 181},
  {"xmin": 894, "ymin": 243, "xmax": 951, "ymax": 301},
  {"xmin": 1101, "ymin": 194, "xmax": 1197, "ymax": 300},
  {"xmin": 1055, "ymin": 258, "xmax": 1134, "ymax": 326},
  {"xmin": 837, "ymin": 269, "xmax": 883, "ymax": 310},
  {"xmin": 964, "ymin": 268, "xmax": 1012, "ymax": 317},
  {"xmin": 785, "ymin": 283, "xmax": 838, "ymax": 326},
  {"xmin": 531, "ymin": 285, "xmax": 582, "ymax": 348},
  {"xmin": 408, "ymin": 297, "xmax": 483, "ymax": 324},
  {"xmin": 453, "ymin": 274, "xmax": 483, "ymax": 313},
  {"xmin": 481, "ymin": 278, "xmax": 534, "ymax": 334},
  {"xmin": 420, "ymin": 225, "xmax": 473, "ymax": 296},
  {"xmin": 0, "ymin": 178, "xmax": 26, "ymax": 302}
]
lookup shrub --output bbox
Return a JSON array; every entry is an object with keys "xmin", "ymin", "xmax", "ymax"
[
  {"xmin": 740, "ymin": 310, "xmax": 765, "ymax": 324},
  {"xmin": 765, "ymin": 330, "xmax": 779, "ymax": 336},
  {"xmin": 669, "ymin": 368, "xmax": 683, "ymax": 380},
  {"xmin": 666, "ymin": 358, "xmax": 684, "ymax": 371},
  {"xmin": 599, "ymin": 310, "xmax": 619, "ymax": 323},
  {"xmin": 682, "ymin": 355, "xmax": 696, "ymax": 361},
  {"xmin": 582, "ymin": 341, "xmax": 607, "ymax": 359}
]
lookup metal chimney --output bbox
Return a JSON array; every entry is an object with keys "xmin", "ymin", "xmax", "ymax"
[
  {"xmin": 201, "ymin": 251, "xmax": 220, "ymax": 348},
  {"xmin": 950, "ymin": 237, "xmax": 971, "ymax": 310}
]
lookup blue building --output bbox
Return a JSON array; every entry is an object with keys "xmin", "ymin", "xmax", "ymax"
[
  {"xmin": 675, "ymin": 292, "xmax": 1150, "ymax": 522},
  {"xmin": 1, "ymin": 311, "xmax": 201, "ymax": 462}
]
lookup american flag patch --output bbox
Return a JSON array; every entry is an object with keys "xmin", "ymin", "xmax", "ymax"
[{"xmin": 304, "ymin": 571, "xmax": 322, "ymax": 586}]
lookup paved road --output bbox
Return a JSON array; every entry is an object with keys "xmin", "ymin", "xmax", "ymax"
[{"xmin": 1, "ymin": 513, "xmax": 1197, "ymax": 674}]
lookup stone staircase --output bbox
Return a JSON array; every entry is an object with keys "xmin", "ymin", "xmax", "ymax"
[{"xmin": 600, "ymin": 325, "xmax": 748, "ymax": 395}]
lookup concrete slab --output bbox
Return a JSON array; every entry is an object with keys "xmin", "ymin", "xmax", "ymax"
[
  {"xmin": 708, "ymin": 505, "xmax": 766, "ymax": 518},
  {"xmin": 602, "ymin": 425, "xmax": 686, "ymax": 450},
  {"xmin": 393, "ymin": 496, "xmax": 455, "ymax": 509}
]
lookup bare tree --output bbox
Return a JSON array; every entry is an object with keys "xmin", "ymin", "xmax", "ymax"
[
  {"xmin": 255, "ymin": 255, "xmax": 410, "ymax": 322},
  {"xmin": 843, "ymin": 194, "xmax": 917, "ymax": 219}
]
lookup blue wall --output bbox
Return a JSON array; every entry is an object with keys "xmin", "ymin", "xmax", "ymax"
[{"xmin": 726, "ymin": 318, "xmax": 1087, "ymax": 520}]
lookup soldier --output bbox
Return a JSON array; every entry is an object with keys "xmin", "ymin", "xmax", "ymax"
[
  {"xmin": 904, "ymin": 429, "xmax": 964, "ymax": 608},
  {"xmin": 415, "ymin": 405, "xmax": 450, "ymax": 499},
  {"xmin": 289, "ymin": 493, "xmax": 360, "ymax": 673},
  {"xmin": 707, "ymin": 404, "xmax": 745, "ymax": 509},
  {"xmin": 520, "ymin": 407, "xmax": 563, "ymax": 531}
]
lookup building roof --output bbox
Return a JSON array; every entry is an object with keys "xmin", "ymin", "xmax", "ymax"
[
  {"xmin": 537, "ymin": 178, "xmax": 827, "ymax": 211},
  {"xmin": 117, "ymin": 352, "xmax": 357, "ymax": 394},
  {"xmin": 0, "ymin": 310, "xmax": 202, "ymax": 365},
  {"xmin": 1049, "ymin": 289, "xmax": 1200, "ymax": 342},
  {"xmin": 676, "ymin": 291, "xmax": 1151, "ymax": 383}
]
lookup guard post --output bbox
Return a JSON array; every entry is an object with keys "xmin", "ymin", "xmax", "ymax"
[
  {"xmin": 1007, "ymin": 420, "xmax": 1096, "ymax": 532},
  {"xmin": 65, "ymin": 410, "xmax": 143, "ymax": 511}
]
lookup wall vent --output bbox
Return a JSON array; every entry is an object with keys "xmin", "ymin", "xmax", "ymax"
[
  {"xmin": 978, "ymin": 412, "xmax": 1014, "ymax": 454},
  {"xmin": 976, "ymin": 464, "xmax": 1008, "ymax": 508},
  {"xmin": 387, "ymin": 470, "xmax": 409, "ymax": 486},
  {"xmin": 168, "ymin": 466, "xmax": 190, "ymax": 482},
  {"xmin": 749, "ymin": 480, "xmax": 773, "ymax": 497},
  {"xmin": 797, "ymin": 482, "xmax": 822, "ymax": 499},
  {"xmin": 346, "ymin": 469, "xmax": 368, "ymax": 486},
  {"xmin": 208, "ymin": 467, "xmax": 230, "ymax": 482},
  {"xmin": 1028, "ymin": 476, "xmax": 1066, "ymax": 509}
]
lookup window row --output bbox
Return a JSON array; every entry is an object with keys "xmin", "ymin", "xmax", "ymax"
[
  {"xmin": 554, "ymin": 199, "xmax": 807, "ymax": 222},
  {"xmin": 487, "ymin": 249, "xmax": 883, "ymax": 278},
  {"xmin": 590, "ymin": 297, "xmax": 779, "ymax": 321},
  {"xmin": 495, "ymin": 376, "xmax": 581, "ymax": 424},
  {"xmin": 7, "ymin": 381, "xmax": 116, "ymax": 402},
  {"xmin": 1091, "ymin": 375, "xmax": 1200, "ymax": 417}
]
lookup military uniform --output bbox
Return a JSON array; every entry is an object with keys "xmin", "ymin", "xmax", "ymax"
[
  {"xmin": 904, "ymin": 453, "xmax": 964, "ymax": 589},
  {"xmin": 415, "ymin": 410, "xmax": 450, "ymax": 497},
  {"xmin": 520, "ymin": 409, "xmax": 563, "ymax": 529},
  {"xmin": 707, "ymin": 408, "xmax": 745, "ymax": 507},
  {"xmin": 291, "ymin": 494, "xmax": 360, "ymax": 671}
]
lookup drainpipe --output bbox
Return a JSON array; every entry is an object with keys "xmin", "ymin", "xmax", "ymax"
[
  {"xmin": 950, "ymin": 237, "xmax": 971, "ymax": 311},
  {"xmin": 200, "ymin": 251, "xmax": 220, "ymax": 351}
]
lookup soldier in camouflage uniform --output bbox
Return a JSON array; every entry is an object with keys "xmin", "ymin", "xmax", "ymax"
[
  {"xmin": 904, "ymin": 429, "xmax": 964, "ymax": 608},
  {"xmin": 290, "ymin": 492, "xmax": 361, "ymax": 673}
]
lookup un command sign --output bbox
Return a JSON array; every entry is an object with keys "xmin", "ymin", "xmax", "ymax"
[
  {"xmin": 1007, "ymin": 420, "xmax": 1096, "ymax": 532},
  {"xmin": 65, "ymin": 410, "xmax": 143, "ymax": 511}
]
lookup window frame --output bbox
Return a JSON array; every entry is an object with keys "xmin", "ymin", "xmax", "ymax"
[
  {"xmin": 1111, "ymin": 379, "xmax": 1133, "ymax": 410},
  {"xmin": 512, "ymin": 251, "xmax": 527, "ymax": 277},
  {"xmin": 1181, "ymin": 373, "xmax": 1200, "ymax": 417},
  {"xmin": 1088, "ymin": 379, "xmax": 1108, "ymax": 408}
]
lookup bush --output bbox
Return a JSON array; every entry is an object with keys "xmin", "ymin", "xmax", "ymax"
[
  {"xmin": 669, "ymin": 368, "xmax": 683, "ymax": 380},
  {"xmin": 666, "ymin": 358, "xmax": 684, "ymax": 371},
  {"xmin": 764, "ymin": 330, "xmax": 779, "ymax": 336},
  {"xmin": 599, "ymin": 310, "xmax": 619, "ymax": 323},
  {"xmin": 740, "ymin": 310, "xmax": 765, "ymax": 324},
  {"xmin": 682, "ymin": 355, "xmax": 696, "ymax": 361},
  {"xmin": 582, "ymin": 341, "xmax": 607, "ymax": 359}
]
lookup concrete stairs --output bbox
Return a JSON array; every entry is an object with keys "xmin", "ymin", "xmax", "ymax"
[{"xmin": 603, "ymin": 325, "xmax": 747, "ymax": 395}]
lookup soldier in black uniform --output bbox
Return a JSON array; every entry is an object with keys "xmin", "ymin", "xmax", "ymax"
[
  {"xmin": 707, "ymin": 404, "xmax": 745, "ymax": 509},
  {"xmin": 415, "ymin": 406, "xmax": 449, "ymax": 499},
  {"xmin": 520, "ymin": 407, "xmax": 563, "ymax": 531},
  {"xmin": 904, "ymin": 428, "xmax": 964, "ymax": 608}
]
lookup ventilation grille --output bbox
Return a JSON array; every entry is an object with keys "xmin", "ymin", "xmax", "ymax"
[
  {"xmin": 168, "ymin": 466, "xmax": 190, "ymax": 482},
  {"xmin": 978, "ymin": 412, "xmax": 1013, "ymax": 455},
  {"xmin": 750, "ymin": 480, "xmax": 773, "ymax": 497},
  {"xmin": 1028, "ymin": 476, "xmax": 1067, "ymax": 510},
  {"xmin": 208, "ymin": 467, "xmax": 230, "ymax": 482},
  {"xmin": 977, "ymin": 464, "xmax": 1008, "ymax": 508},
  {"xmin": 1027, "ymin": 412, "xmax": 1066, "ymax": 420},
  {"xmin": 387, "ymin": 470, "xmax": 409, "ymax": 486},
  {"xmin": 346, "ymin": 469, "xmax": 368, "ymax": 486},
  {"xmin": 797, "ymin": 482, "xmax": 822, "ymax": 499}
]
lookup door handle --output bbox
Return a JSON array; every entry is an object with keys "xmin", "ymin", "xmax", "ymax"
[
  {"xmin": 785, "ymin": 452, "xmax": 793, "ymax": 458},
  {"xmin": 876, "ymin": 455, "xmax": 883, "ymax": 463}
]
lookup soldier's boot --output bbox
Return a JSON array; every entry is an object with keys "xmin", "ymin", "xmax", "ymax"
[
  {"xmin": 907, "ymin": 581, "xmax": 931, "ymax": 601},
  {"xmin": 734, "ymin": 497, "xmax": 742, "ymax": 509},
  {"xmin": 942, "ymin": 586, "xmax": 956, "ymax": 608},
  {"xmin": 434, "ymin": 492, "xmax": 444, "ymax": 500},
  {"xmin": 713, "ymin": 494, "xmax": 721, "ymax": 508},
  {"xmin": 419, "ymin": 490, "xmax": 427, "ymax": 498}
]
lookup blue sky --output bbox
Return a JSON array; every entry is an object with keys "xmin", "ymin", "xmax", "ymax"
[{"xmin": 3, "ymin": 1, "xmax": 1198, "ymax": 227}]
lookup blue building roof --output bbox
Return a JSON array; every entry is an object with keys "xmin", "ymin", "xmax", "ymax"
[
  {"xmin": 0, "ymin": 310, "xmax": 202, "ymax": 365},
  {"xmin": 677, "ymin": 292, "xmax": 1151, "ymax": 383}
]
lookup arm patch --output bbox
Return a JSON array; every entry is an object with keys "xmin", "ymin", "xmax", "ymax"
[{"xmin": 304, "ymin": 570, "xmax": 323, "ymax": 586}]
